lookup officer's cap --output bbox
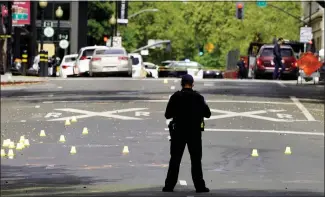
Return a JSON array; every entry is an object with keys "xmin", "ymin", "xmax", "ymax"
[{"xmin": 181, "ymin": 74, "xmax": 194, "ymax": 86}]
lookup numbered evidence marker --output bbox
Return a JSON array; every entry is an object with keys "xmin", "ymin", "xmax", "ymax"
[{"xmin": 135, "ymin": 111, "xmax": 150, "ymax": 117}]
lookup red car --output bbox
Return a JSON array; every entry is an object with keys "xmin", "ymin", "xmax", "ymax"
[{"xmin": 253, "ymin": 45, "xmax": 298, "ymax": 79}]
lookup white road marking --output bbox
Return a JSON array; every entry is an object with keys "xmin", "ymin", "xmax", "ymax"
[
  {"xmin": 38, "ymin": 99, "xmax": 296, "ymax": 105},
  {"xmin": 276, "ymin": 81, "xmax": 287, "ymax": 87},
  {"xmin": 48, "ymin": 108, "xmax": 148, "ymax": 121},
  {"xmin": 170, "ymin": 86, "xmax": 175, "ymax": 90},
  {"xmin": 179, "ymin": 180, "xmax": 187, "ymax": 186},
  {"xmin": 135, "ymin": 111, "xmax": 150, "ymax": 117},
  {"xmin": 57, "ymin": 86, "xmax": 62, "ymax": 89},
  {"xmin": 290, "ymin": 96, "xmax": 315, "ymax": 121},
  {"xmin": 43, "ymin": 101, "xmax": 54, "ymax": 104},
  {"xmin": 277, "ymin": 113, "xmax": 293, "ymax": 119},
  {"xmin": 209, "ymin": 109, "xmax": 289, "ymax": 122},
  {"xmin": 204, "ymin": 83, "xmax": 214, "ymax": 86},
  {"xmin": 45, "ymin": 112, "xmax": 62, "ymax": 118},
  {"xmin": 299, "ymin": 98, "xmax": 323, "ymax": 102},
  {"xmin": 20, "ymin": 120, "xmax": 26, "ymax": 122},
  {"xmin": 145, "ymin": 100, "xmax": 295, "ymax": 105},
  {"xmin": 35, "ymin": 105, "xmax": 40, "ymax": 108},
  {"xmin": 166, "ymin": 119, "xmax": 171, "ymax": 125},
  {"xmin": 164, "ymin": 128, "xmax": 324, "ymax": 136}
]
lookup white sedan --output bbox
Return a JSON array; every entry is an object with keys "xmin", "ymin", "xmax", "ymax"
[{"xmin": 58, "ymin": 54, "xmax": 78, "ymax": 78}]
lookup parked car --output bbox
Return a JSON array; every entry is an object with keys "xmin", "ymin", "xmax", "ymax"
[
  {"xmin": 161, "ymin": 61, "xmax": 203, "ymax": 78},
  {"xmin": 58, "ymin": 54, "xmax": 78, "ymax": 77},
  {"xmin": 74, "ymin": 46, "xmax": 108, "ymax": 76},
  {"xmin": 143, "ymin": 62, "xmax": 158, "ymax": 78},
  {"xmin": 89, "ymin": 47, "xmax": 132, "ymax": 77},
  {"xmin": 203, "ymin": 70, "xmax": 223, "ymax": 78},
  {"xmin": 129, "ymin": 53, "xmax": 145, "ymax": 77},
  {"xmin": 253, "ymin": 44, "xmax": 298, "ymax": 79},
  {"xmin": 158, "ymin": 60, "xmax": 175, "ymax": 77}
]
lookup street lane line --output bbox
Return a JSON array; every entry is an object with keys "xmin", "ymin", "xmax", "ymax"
[
  {"xmin": 290, "ymin": 96, "xmax": 316, "ymax": 121},
  {"xmin": 164, "ymin": 128, "xmax": 324, "ymax": 136},
  {"xmin": 146, "ymin": 100, "xmax": 294, "ymax": 105},
  {"xmin": 276, "ymin": 81, "xmax": 287, "ymax": 87},
  {"xmin": 179, "ymin": 180, "xmax": 187, "ymax": 186}
]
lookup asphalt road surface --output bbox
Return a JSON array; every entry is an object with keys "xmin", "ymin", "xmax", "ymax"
[{"xmin": 1, "ymin": 78, "xmax": 324, "ymax": 197}]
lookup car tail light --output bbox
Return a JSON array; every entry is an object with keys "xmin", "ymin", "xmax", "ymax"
[
  {"xmin": 91, "ymin": 57, "xmax": 101, "ymax": 61},
  {"xmin": 62, "ymin": 65, "xmax": 68, "ymax": 69},
  {"xmin": 256, "ymin": 58, "xmax": 261, "ymax": 66},
  {"xmin": 80, "ymin": 56, "xmax": 87, "ymax": 60},
  {"xmin": 118, "ymin": 56, "xmax": 128, "ymax": 60},
  {"xmin": 292, "ymin": 61, "xmax": 298, "ymax": 67}
]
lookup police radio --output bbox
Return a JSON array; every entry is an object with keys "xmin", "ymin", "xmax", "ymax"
[{"xmin": 201, "ymin": 120, "xmax": 205, "ymax": 131}]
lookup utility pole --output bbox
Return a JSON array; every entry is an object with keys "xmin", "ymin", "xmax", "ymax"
[
  {"xmin": 115, "ymin": 0, "xmax": 118, "ymax": 36},
  {"xmin": 6, "ymin": 1, "xmax": 12, "ymax": 74}
]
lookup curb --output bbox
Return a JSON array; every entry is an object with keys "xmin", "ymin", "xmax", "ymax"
[{"xmin": 1, "ymin": 80, "xmax": 46, "ymax": 86}]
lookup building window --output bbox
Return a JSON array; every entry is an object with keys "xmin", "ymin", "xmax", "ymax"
[{"xmin": 37, "ymin": 2, "xmax": 70, "ymax": 21}]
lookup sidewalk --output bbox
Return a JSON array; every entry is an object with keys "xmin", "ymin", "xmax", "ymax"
[{"xmin": 1, "ymin": 73, "xmax": 47, "ymax": 86}]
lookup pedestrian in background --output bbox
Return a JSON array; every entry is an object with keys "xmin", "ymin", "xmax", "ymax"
[
  {"xmin": 237, "ymin": 57, "xmax": 246, "ymax": 79},
  {"xmin": 273, "ymin": 37, "xmax": 285, "ymax": 80},
  {"xmin": 163, "ymin": 74, "xmax": 211, "ymax": 193}
]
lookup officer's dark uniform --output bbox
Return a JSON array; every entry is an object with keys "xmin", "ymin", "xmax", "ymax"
[
  {"xmin": 273, "ymin": 38, "xmax": 285, "ymax": 79},
  {"xmin": 237, "ymin": 59, "xmax": 246, "ymax": 79},
  {"xmin": 163, "ymin": 74, "xmax": 211, "ymax": 193}
]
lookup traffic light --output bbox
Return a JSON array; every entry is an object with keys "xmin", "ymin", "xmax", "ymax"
[
  {"xmin": 103, "ymin": 35, "xmax": 109, "ymax": 42},
  {"xmin": 199, "ymin": 46, "xmax": 204, "ymax": 56},
  {"xmin": 236, "ymin": 2, "xmax": 244, "ymax": 19}
]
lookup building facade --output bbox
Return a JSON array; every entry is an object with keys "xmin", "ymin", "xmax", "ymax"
[
  {"xmin": 302, "ymin": 2, "xmax": 324, "ymax": 51},
  {"xmin": 34, "ymin": 1, "xmax": 88, "ymax": 58}
]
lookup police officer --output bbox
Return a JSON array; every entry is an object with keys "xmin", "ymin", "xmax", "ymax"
[
  {"xmin": 273, "ymin": 37, "xmax": 285, "ymax": 80},
  {"xmin": 237, "ymin": 57, "xmax": 246, "ymax": 79},
  {"xmin": 163, "ymin": 74, "xmax": 211, "ymax": 193}
]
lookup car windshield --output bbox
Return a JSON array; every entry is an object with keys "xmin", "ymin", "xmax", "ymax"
[
  {"xmin": 64, "ymin": 57, "xmax": 77, "ymax": 62},
  {"xmin": 131, "ymin": 57, "xmax": 140, "ymax": 65},
  {"xmin": 261, "ymin": 48, "xmax": 294, "ymax": 57},
  {"xmin": 82, "ymin": 49, "xmax": 95, "ymax": 57},
  {"xmin": 161, "ymin": 62, "xmax": 172, "ymax": 66},
  {"xmin": 96, "ymin": 49, "xmax": 125, "ymax": 55}
]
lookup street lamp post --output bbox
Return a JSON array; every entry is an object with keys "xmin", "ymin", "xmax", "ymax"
[
  {"xmin": 55, "ymin": 6, "xmax": 63, "ymax": 57},
  {"xmin": 109, "ymin": 15, "xmax": 116, "ymax": 47},
  {"xmin": 128, "ymin": 8, "xmax": 159, "ymax": 19},
  {"xmin": 39, "ymin": 1, "xmax": 48, "ymax": 51}
]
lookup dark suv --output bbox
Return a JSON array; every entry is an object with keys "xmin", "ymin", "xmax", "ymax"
[{"xmin": 253, "ymin": 45, "xmax": 298, "ymax": 79}]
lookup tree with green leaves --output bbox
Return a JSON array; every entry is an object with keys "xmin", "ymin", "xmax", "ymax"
[{"xmin": 88, "ymin": 1, "xmax": 301, "ymax": 69}]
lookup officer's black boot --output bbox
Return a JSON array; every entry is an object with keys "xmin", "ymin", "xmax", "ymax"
[{"xmin": 196, "ymin": 187, "xmax": 210, "ymax": 193}]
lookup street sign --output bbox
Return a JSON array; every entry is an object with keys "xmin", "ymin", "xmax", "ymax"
[
  {"xmin": 59, "ymin": 40, "xmax": 69, "ymax": 49},
  {"xmin": 59, "ymin": 34, "xmax": 68, "ymax": 40},
  {"xmin": 256, "ymin": 0, "xmax": 267, "ymax": 7},
  {"xmin": 117, "ymin": 19, "xmax": 128, "ymax": 24},
  {"xmin": 44, "ymin": 27, "xmax": 54, "ymax": 38},
  {"xmin": 140, "ymin": 50, "xmax": 149, "ymax": 56},
  {"xmin": 300, "ymin": 27, "xmax": 313, "ymax": 43},
  {"xmin": 113, "ymin": 36, "xmax": 122, "ymax": 47},
  {"xmin": 44, "ymin": 21, "xmax": 53, "ymax": 27}
]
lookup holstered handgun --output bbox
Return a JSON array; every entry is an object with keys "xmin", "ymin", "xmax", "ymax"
[{"xmin": 168, "ymin": 120, "xmax": 175, "ymax": 141}]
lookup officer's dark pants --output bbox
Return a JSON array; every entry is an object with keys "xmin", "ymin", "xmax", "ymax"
[
  {"xmin": 238, "ymin": 68, "xmax": 245, "ymax": 79},
  {"xmin": 164, "ymin": 135, "xmax": 205, "ymax": 189},
  {"xmin": 273, "ymin": 60, "xmax": 285, "ymax": 79}
]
